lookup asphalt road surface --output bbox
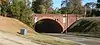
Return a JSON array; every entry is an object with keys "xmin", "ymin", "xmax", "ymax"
[{"xmin": 42, "ymin": 33, "xmax": 100, "ymax": 45}]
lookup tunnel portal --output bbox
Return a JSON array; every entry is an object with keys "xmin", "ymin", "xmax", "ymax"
[{"xmin": 34, "ymin": 19, "xmax": 63, "ymax": 33}]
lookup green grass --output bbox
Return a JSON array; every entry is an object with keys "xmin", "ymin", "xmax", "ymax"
[
  {"xmin": 68, "ymin": 17, "xmax": 100, "ymax": 36},
  {"xmin": 0, "ymin": 16, "xmax": 79, "ymax": 45},
  {"xmin": 19, "ymin": 33, "xmax": 80, "ymax": 45},
  {"xmin": 0, "ymin": 30, "xmax": 79, "ymax": 45}
]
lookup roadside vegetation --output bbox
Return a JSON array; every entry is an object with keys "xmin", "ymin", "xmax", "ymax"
[
  {"xmin": 0, "ymin": 0, "xmax": 99, "ymax": 28},
  {"xmin": 0, "ymin": 0, "xmax": 82, "ymax": 45},
  {"xmin": 0, "ymin": 0, "xmax": 33, "ymax": 28},
  {"xmin": 68, "ymin": 17, "xmax": 100, "ymax": 37},
  {"xmin": 20, "ymin": 33, "xmax": 80, "ymax": 45},
  {"xmin": 0, "ymin": 0, "xmax": 100, "ymax": 45},
  {"xmin": 0, "ymin": 16, "xmax": 79, "ymax": 45}
]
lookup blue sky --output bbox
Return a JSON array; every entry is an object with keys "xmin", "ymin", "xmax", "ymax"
[{"xmin": 53, "ymin": 0, "xmax": 97, "ymax": 9}]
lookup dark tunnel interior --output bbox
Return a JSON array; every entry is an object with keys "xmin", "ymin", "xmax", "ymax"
[{"xmin": 34, "ymin": 19, "xmax": 63, "ymax": 33}]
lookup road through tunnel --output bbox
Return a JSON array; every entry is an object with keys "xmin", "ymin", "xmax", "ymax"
[{"xmin": 34, "ymin": 19, "xmax": 63, "ymax": 33}]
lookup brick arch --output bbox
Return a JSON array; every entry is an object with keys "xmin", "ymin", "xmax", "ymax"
[
  {"xmin": 33, "ymin": 14, "xmax": 84, "ymax": 33},
  {"xmin": 37, "ymin": 17, "xmax": 64, "ymax": 30},
  {"xmin": 34, "ymin": 18, "xmax": 63, "ymax": 33}
]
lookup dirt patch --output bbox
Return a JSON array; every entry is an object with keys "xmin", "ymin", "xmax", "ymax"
[{"xmin": 0, "ymin": 16, "xmax": 35, "ymax": 34}]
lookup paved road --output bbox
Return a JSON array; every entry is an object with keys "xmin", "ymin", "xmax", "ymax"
[
  {"xmin": 42, "ymin": 33, "xmax": 100, "ymax": 45},
  {"xmin": 0, "ymin": 31, "xmax": 40, "ymax": 45}
]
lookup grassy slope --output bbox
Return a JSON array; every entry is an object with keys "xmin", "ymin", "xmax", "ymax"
[
  {"xmin": 0, "ymin": 16, "xmax": 35, "ymax": 34},
  {"xmin": 0, "ymin": 16, "xmax": 79, "ymax": 45},
  {"xmin": 68, "ymin": 17, "xmax": 100, "ymax": 35}
]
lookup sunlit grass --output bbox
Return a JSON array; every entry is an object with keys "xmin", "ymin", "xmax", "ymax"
[
  {"xmin": 19, "ymin": 33, "xmax": 80, "ymax": 45},
  {"xmin": 0, "ymin": 16, "xmax": 79, "ymax": 45}
]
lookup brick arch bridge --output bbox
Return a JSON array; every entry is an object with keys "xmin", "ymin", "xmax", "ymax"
[{"xmin": 33, "ymin": 14, "xmax": 84, "ymax": 33}]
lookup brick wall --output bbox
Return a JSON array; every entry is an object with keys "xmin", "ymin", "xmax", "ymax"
[{"xmin": 33, "ymin": 14, "xmax": 84, "ymax": 33}]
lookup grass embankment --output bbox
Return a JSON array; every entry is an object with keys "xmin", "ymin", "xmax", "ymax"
[
  {"xmin": 68, "ymin": 17, "xmax": 100, "ymax": 37},
  {"xmin": 0, "ymin": 16, "xmax": 79, "ymax": 45},
  {"xmin": 0, "ymin": 16, "xmax": 35, "ymax": 34},
  {"xmin": 19, "ymin": 33, "xmax": 79, "ymax": 45}
]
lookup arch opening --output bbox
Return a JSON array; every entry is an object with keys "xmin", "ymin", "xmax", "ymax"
[{"xmin": 34, "ymin": 19, "xmax": 63, "ymax": 33}]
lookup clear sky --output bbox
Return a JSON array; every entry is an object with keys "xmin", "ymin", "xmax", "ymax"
[{"xmin": 53, "ymin": 0, "xmax": 97, "ymax": 9}]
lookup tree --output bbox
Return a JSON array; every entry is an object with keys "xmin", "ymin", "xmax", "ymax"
[
  {"xmin": 51, "ymin": 8, "xmax": 61, "ymax": 14},
  {"xmin": 69, "ymin": 0, "xmax": 84, "ymax": 14},
  {"xmin": 61, "ymin": 0, "xmax": 84, "ymax": 14},
  {"xmin": 61, "ymin": 0, "xmax": 69, "ymax": 7},
  {"xmin": 97, "ymin": 0, "xmax": 100, "ymax": 8},
  {"xmin": 84, "ymin": 2, "xmax": 96, "ymax": 16},
  {"xmin": 0, "ymin": 0, "xmax": 34, "ymax": 28},
  {"xmin": 84, "ymin": 2, "xmax": 96, "ymax": 9},
  {"xmin": 95, "ymin": 0, "xmax": 100, "ymax": 16},
  {"xmin": 60, "ymin": 7, "xmax": 67, "ymax": 14},
  {"xmin": 60, "ymin": 0, "xmax": 69, "ymax": 14},
  {"xmin": 0, "ymin": 0, "xmax": 9, "ymax": 16},
  {"xmin": 32, "ymin": 0, "xmax": 53, "ymax": 14},
  {"xmin": 0, "ymin": 0, "xmax": 8, "ymax": 4},
  {"xmin": 44, "ymin": 0, "xmax": 53, "ymax": 13},
  {"xmin": 1, "ymin": 0, "xmax": 34, "ymax": 27}
]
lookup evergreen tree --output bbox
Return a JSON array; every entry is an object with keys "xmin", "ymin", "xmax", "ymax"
[
  {"xmin": 1, "ymin": 0, "xmax": 34, "ymax": 27},
  {"xmin": 32, "ymin": 0, "xmax": 53, "ymax": 14},
  {"xmin": 97, "ymin": 0, "xmax": 100, "ymax": 8},
  {"xmin": 61, "ymin": 0, "xmax": 84, "ymax": 14},
  {"xmin": 0, "ymin": 0, "xmax": 9, "ymax": 16},
  {"xmin": 84, "ymin": 2, "xmax": 96, "ymax": 16}
]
